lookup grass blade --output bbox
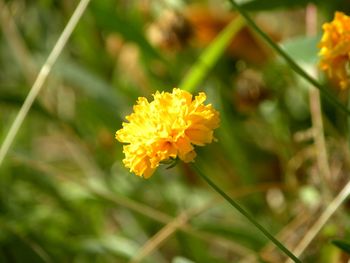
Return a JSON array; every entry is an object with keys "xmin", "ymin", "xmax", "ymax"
[
  {"xmin": 285, "ymin": 181, "xmax": 350, "ymax": 261},
  {"xmin": 179, "ymin": 15, "xmax": 245, "ymax": 92},
  {"xmin": 0, "ymin": 0, "xmax": 91, "ymax": 168}
]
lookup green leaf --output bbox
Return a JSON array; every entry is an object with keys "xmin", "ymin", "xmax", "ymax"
[
  {"xmin": 331, "ymin": 239, "xmax": 350, "ymax": 255},
  {"xmin": 281, "ymin": 35, "xmax": 321, "ymax": 65},
  {"xmin": 179, "ymin": 16, "xmax": 245, "ymax": 92}
]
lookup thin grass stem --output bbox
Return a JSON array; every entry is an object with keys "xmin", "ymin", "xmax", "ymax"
[
  {"xmin": 193, "ymin": 164, "xmax": 302, "ymax": 263},
  {"xmin": 285, "ymin": 180, "xmax": 350, "ymax": 262},
  {"xmin": 226, "ymin": 0, "xmax": 350, "ymax": 116},
  {"xmin": 306, "ymin": 3, "xmax": 332, "ymax": 200},
  {"xmin": 0, "ymin": 0, "xmax": 91, "ymax": 168}
]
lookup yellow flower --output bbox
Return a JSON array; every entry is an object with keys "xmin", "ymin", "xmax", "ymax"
[
  {"xmin": 116, "ymin": 88, "xmax": 220, "ymax": 178},
  {"xmin": 319, "ymin": 12, "xmax": 350, "ymax": 89}
]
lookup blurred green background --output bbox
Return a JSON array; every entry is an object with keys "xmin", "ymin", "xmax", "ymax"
[{"xmin": 1, "ymin": 0, "xmax": 350, "ymax": 262}]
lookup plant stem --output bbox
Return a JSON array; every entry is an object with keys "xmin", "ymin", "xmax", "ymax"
[
  {"xmin": 305, "ymin": 3, "xmax": 332, "ymax": 201},
  {"xmin": 226, "ymin": 0, "xmax": 350, "ymax": 116},
  {"xmin": 193, "ymin": 164, "xmax": 302, "ymax": 263}
]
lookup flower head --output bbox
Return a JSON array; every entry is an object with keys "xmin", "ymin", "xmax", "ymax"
[
  {"xmin": 116, "ymin": 88, "xmax": 220, "ymax": 178},
  {"xmin": 319, "ymin": 12, "xmax": 350, "ymax": 89}
]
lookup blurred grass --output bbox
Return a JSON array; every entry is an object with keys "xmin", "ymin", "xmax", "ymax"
[
  {"xmin": 179, "ymin": 15, "xmax": 245, "ymax": 92},
  {"xmin": 1, "ymin": 0, "xmax": 350, "ymax": 262}
]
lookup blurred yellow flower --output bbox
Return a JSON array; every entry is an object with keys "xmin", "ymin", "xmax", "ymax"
[
  {"xmin": 116, "ymin": 88, "xmax": 220, "ymax": 178},
  {"xmin": 319, "ymin": 12, "xmax": 350, "ymax": 89}
]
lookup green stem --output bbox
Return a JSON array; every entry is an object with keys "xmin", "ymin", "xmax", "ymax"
[
  {"xmin": 193, "ymin": 164, "xmax": 302, "ymax": 263},
  {"xmin": 226, "ymin": 0, "xmax": 350, "ymax": 116}
]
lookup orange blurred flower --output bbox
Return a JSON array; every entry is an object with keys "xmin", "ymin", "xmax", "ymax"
[
  {"xmin": 319, "ymin": 12, "xmax": 350, "ymax": 89},
  {"xmin": 116, "ymin": 88, "xmax": 220, "ymax": 178}
]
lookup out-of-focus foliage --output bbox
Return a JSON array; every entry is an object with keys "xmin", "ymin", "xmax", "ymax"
[
  {"xmin": 331, "ymin": 239, "xmax": 350, "ymax": 255},
  {"xmin": 1, "ymin": 0, "xmax": 350, "ymax": 262}
]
